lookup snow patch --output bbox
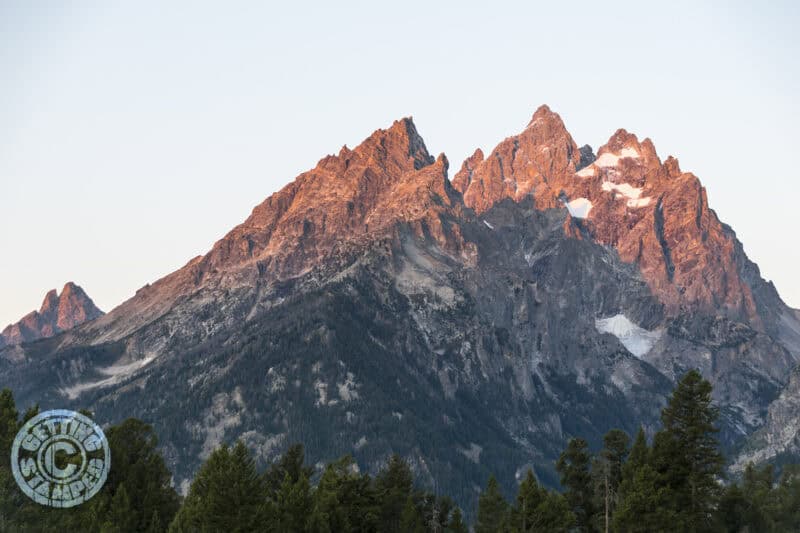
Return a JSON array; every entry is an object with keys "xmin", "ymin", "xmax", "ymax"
[
  {"xmin": 601, "ymin": 181, "xmax": 642, "ymax": 199},
  {"xmin": 483, "ymin": 220, "xmax": 494, "ymax": 230},
  {"xmin": 566, "ymin": 198, "xmax": 593, "ymax": 218},
  {"xmin": 575, "ymin": 166, "xmax": 596, "ymax": 178},
  {"xmin": 595, "ymin": 314, "xmax": 662, "ymax": 357},
  {"xmin": 601, "ymin": 181, "xmax": 652, "ymax": 209},
  {"xmin": 594, "ymin": 148, "xmax": 640, "ymax": 168},
  {"xmin": 595, "ymin": 152, "xmax": 620, "ymax": 167}
]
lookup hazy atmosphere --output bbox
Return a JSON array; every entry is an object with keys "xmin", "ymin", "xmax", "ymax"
[{"xmin": 2, "ymin": 0, "xmax": 798, "ymax": 326}]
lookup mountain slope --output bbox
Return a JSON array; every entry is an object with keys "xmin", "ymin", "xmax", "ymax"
[{"xmin": 1, "ymin": 107, "xmax": 798, "ymax": 509}]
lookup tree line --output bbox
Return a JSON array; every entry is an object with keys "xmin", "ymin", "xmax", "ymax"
[{"xmin": 0, "ymin": 370, "xmax": 799, "ymax": 531}]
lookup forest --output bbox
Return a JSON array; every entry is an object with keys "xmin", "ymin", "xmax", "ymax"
[{"xmin": 0, "ymin": 370, "xmax": 799, "ymax": 532}]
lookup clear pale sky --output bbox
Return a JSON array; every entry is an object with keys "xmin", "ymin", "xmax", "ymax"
[{"xmin": 1, "ymin": 1, "xmax": 798, "ymax": 327}]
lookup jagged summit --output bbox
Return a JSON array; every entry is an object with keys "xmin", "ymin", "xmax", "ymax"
[{"xmin": 0, "ymin": 282, "xmax": 103, "ymax": 347}]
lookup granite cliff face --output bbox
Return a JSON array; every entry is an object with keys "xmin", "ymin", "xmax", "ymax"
[
  {"xmin": 1, "ymin": 107, "xmax": 798, "ymax": 508},
  {"xmin": 0, "ymin": 282, "xmax": 103, "ymax": 348}
]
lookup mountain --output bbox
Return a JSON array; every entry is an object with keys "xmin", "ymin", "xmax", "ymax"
[
  {"xmin": 1, "ymin": 107, "xmax": 798, "ymax": 509},
  {"xmin": 0, "ymin": 282, "xmax": 103, "ymax": 348}
]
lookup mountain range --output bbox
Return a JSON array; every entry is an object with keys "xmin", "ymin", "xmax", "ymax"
[{"xmin": 2, "ymin": 105, "xmax": 799, "ymax": 508}]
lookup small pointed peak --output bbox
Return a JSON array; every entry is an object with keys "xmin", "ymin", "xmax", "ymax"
[
  {"xmin": 533, "ymin": 104, "xmax": 554, "ymax": 118},
  {"xmin": 639, "ymin": 138, "xmax": 661, "ymax": 165},
  {"xmin": 62, "ymin": 281, "xmax": 79, "ymax": 295},
  {"xmin": 665, "ymin": 156, "xmax": 681, "ymax": 177},
  {"xmin": 527, "ymin": 104, "xmax": 563, "ymax": 128},
  {"xmin": 434, "ymin": 153, "xmax": 450, "ymax": 175},
  {"xmin": 604, "ymin": 128, "xmax": 640, "ymax": 151},
  {"xmin": 461, "ymin": 148, "xmax": 485, "ymax": 169},
  {"xmin": 354, "ymin": 117, "xmax": 433, "ymax": 172},
  {"xmin": 451, "ymin": 148, "xmax": 485, "ymax": 193},
  {"xmin": 40, "ymin": 289, "xmax": 59, "ymax": 314}
]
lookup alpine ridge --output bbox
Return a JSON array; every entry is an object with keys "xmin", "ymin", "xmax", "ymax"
[{"xmin": 1, "ymin": 106, "xmax": 799, "ymax": 512}]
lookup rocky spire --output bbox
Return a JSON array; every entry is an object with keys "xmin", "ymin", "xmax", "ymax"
[
  {"xmin": 0, "ymin": 283, "xmax": 103, "ymax": 347},
  {"xmin": 453, "ymin": 104, "xmax": 581, "ymax": 212}
]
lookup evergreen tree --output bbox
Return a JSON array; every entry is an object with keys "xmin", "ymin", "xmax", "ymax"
[
  {"xmin": 102, "ymin": 483, "xmax": 135, "ymax": 532},
  {"xmin": 272, "ymin": 470, "xmax": 312, "ymax": 532},
  {"xmin": 169, "ymin": 441, "xmax": 266, "ymax": 532},
  {"xmin": 264, "ymin": 443, "xmax": 313, "ymax": 496},
  {"xmin": 655, "ymin": 369, "xmax": 724, "ymax": 531},
  {"xmin": 556, "ymin": 438, "xmax": 595, "ymax": 532},
  {"xmin": 399, "ymin": 496, "xmax": 425, "ymax": 533},
  {"xmin": 476, "ymin": 475, "xmax": 509, "ymax": 533},
  {"xmin": 0, "ymin": 389, "xmax": 21, "ymax": 529},
  {"xmin": 592, "ymin": 429, "xmax": 629, "ymax": 533},
  {"xmin": 374, "ymin": 454, "xmax": 413, "ymax": 532},
  {"xmin": 308, "ymin": 455, "xmax": 377, "ymax": 532},
  {"xmin": 775, "ymin": 464, "xmax": 800, "ymax": 530},
  {"xmin": 103, "ymin": 418, "xmax": 180, "ymax": 531},
  {"xmin": 509, "ymin": 469, "xmax": 573, "ymax": 532},
  {"xmin": 612, "ymin": 463, "xmax": 678, "ymax": 532}
]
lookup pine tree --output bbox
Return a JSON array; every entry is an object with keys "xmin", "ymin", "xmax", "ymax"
[
  {"xmin": 655, "ymin": 369, "xmax": 724, "ymax": 531},
  {"xmin": 399, "ymin": 496, "xmax": 425, "ymax": 532},
  {"xmin": 103, "ymin": 483, "xmax": 135, "ymax": 532},
  {"xmin": 375, "ymin": 454, "xmax": 413, "ymax": 532},
  {"xmin": 775, "ymin": 464, "xmax": 800, "ymax": 530},
  {"xmin": 476, "ymin": 475, "xmax": 509, "ymax": 533},
  {"xmin": 169, "ymin": 441, "xmax": 266, "ymax": 532},
  {"xmin": 103, "ymin": 418, "xmax": 180, "ymax": 531},
  {"xmin": 270, "ymin": 470, "xmax": 310, "ymax": 531},
  {"xmin": 556, "ymin": 438, "xmax": 595, "ymax": 532},
  {"xmin": 612, "ymin": 463, "xmax": 678, "ymax": 532},
  {"xmin": 264, "ymin": 443, "xmax": 313, "ymax": 496},
  {"xmin": 510, "ymin": 469, "xmax": 573, "ymax": 532},
  {"xmin": 592, "ymin": 429, "xmax": 629, "ymax": 533}
]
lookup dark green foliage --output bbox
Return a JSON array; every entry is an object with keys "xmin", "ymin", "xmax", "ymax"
[
  {"xmin": 556, "ymin": 438, "xmax": 595, "ymax": 531},
  {"xmin": 170, "ymin": 441, "xmax": 267, "ymax": 532},
  {"xmin": 509, "ymin": 470, "xmax": 574, "ymax": 532},
  {"xmin": 103, "ymin": 418, "xmax": 181, "ymax": 531},
  {"xmin": 374, "ymin": 454, "xmax": 413, "ymax": 532},
  {"xmin": 0, "ymin": 390, "xmax": 179, "ymax": 532},
  {"xmin": 592, "ymin": 429, "xmax": 629, "ymax": 533},
  {"xmin": 646, "ymin": 370, "xmax": 724, "ymax": 531},
  {"xmin": 476, "ymin": 475, "xmax": 509, "ymax": 533}
]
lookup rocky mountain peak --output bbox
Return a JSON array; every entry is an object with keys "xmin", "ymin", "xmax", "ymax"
[
  {"xmin": 453, "ymin": 105, "xmax": 580, "ymax": 212},
  {"xmin": 0, "ymin": 283, "xmax": 103, "ymax": 347},
  {"xmin": 56, "ymin": 282, "xmax": 103, "ymax": 330},
  {"xmin": 39, "ymin": 289, "xmax": 59, "ymax": 317}
]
